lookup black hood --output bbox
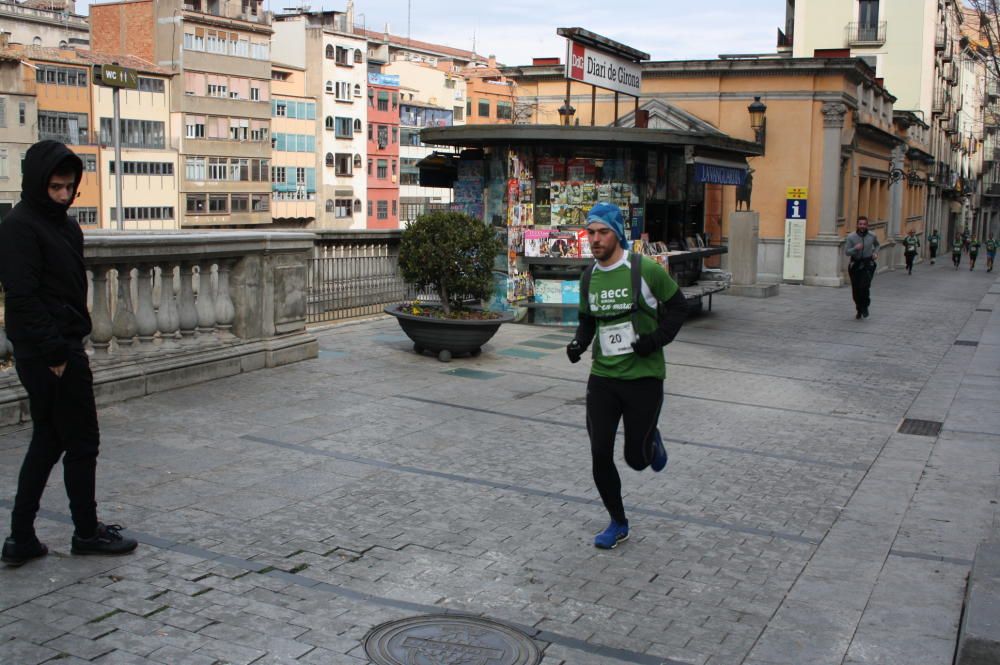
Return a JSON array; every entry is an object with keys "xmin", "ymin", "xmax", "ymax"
[{"xmin": 20, "ymin": 140, "xmax": 83, "ymax": 220}]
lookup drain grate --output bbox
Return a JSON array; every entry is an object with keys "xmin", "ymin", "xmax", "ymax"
[
  {"xmin": 954, "ymin": 340, "xmax": 980, "ymax": 347},
  {"xmin": 898, "ymin": 418, "xmax": 943, "ymax": 437},
  {"xmin": 364, "ymin": 614, "xmax": 542, "ymax": 665}
]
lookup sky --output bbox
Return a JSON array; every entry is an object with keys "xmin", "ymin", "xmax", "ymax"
[{"xmin": 74, "ymin": 0, "xmax": 787, "ymax": 65}]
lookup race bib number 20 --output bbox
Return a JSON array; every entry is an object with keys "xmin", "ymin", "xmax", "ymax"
[{"xmin": 599, "ymin": 321, "xmax": 636, "ymax": 357}]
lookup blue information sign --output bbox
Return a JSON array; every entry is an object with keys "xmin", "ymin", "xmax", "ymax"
[{"xmin": 785, "ymin": 198, "xmax": 807, "ymax": 219}]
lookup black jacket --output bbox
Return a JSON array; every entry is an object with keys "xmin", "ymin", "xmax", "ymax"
[{"xmin": 0, "ymin": 140, "xmax": 89, "ymax": 365}]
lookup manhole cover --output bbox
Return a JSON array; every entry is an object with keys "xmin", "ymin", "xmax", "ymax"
[
  {"xmin": 364, "ymin": 614, "xmax": 542, "ymax": 665},
  {"xmin": 954, "ymin": 340, "xmax": 979, "ymax": 347},
  {"xmin": 898, "ymin": 418, "xmax": 943, "ymax": 437}
]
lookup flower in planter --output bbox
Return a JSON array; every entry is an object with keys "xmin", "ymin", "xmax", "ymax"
[{"xmin": 398, "ymin": 210, "xmax": 503, "ymax": 316}]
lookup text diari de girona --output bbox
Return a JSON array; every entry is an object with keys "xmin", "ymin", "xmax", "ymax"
[{"xmin": 575, "ymin": 53, "xmax": 641, "ymax": 90}]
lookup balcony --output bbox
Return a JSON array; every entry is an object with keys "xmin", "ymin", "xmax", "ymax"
[
  {"xmin": 936, "ymin": 24, "xmax": 948, "ymax": 50},
  {"xmin": 932, "ymin": 89, "xmax": 947, "ymax": 114},
  {"xmin": 846, "ymin": 21, "xmax": 886, "ymax": 46}
]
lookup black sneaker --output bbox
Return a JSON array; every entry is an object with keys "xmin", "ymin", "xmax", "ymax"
[
  {"xmin": 2, "ymin": 536, "xmax": 49, "ymax": 567},
  {"xmin": 71, "ymin": 523, "xmax": 137, "ymax": 556}
]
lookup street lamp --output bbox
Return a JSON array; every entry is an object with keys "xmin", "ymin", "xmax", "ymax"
[
  {"xmin": 748, "ymin": 96, "xmax": 767, "ymax": 155},
  {"xmin": 558, "ymin": 102, "xmax": 576, "ymax": 126}
]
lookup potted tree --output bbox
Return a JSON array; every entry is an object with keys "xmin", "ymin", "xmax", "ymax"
[{"xmin": 385, "ymin": 210, "xmax": 512, "ymax": 362}]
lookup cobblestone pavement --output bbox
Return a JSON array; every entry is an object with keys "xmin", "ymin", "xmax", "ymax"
[{"xmin": 2, "ymin": 260, "xmax": 998, "ymax": 665}]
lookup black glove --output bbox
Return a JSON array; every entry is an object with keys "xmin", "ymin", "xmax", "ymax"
[
  {"xmin": 631, "ymin": 334, "xmax": 659, "ymax": 357},
  {"xmin": 566, "ymin": 339, "xmax": 585, "ymax": 364}
]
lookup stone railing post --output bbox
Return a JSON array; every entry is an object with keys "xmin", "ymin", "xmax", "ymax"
[
  {"xmin": 89, "ymin": 266, "xmax": 113, "ymax": 354},
  {"xmin": 178, "ymin": 263, "xmax": 198, "ymax": 340},
  {"xmin": 195, "ymin": 262, "xmax": 217, "ymax": 337},
  {"xmin": 111, "ymin": 265, "xmax": 137, "ymax": 351},
  {"xmin": 215, "ymin": 260, "xmax": 235, "ymax": 338},
  {"xmin": 134, "ymin": 265, "xmax": 158, "ymax": 348},
  {"xmin": 156, "ymin": 266, "xmax": 180, "ymax": 349}
]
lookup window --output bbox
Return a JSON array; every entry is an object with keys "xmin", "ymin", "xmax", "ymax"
[
  {"xmin": 445, "ymin": 78, "xmax": 456, "ymax": 89},
  {"xmin": 325, "ymin": 81, "xmax": 333, "ymax": 94},
  {"xmin": 19, "ymin": 102, "xmax": 25, "ymax": 125},
  {"xmin": 368, "ymin": 200, "xmax": 373, "ymax": 217},
  {"xmin": 231, "ymin": 194, "xmax": 249, "ymax": 212},
  {"xmin": 335, "ymin": 45, "xmax": 350, "ymax": 66},
  {"xmin": 208, "ymin": 83, "xmax": 228, "ymax": 98},
  {"xmin": 377, "ymin": 91, "xmax": 389, "ymax": 111},
  {"xmin": 335, "ymin": 117, "xmax": 352, "ymax": 138},
  {"xmin": 377, "ymin": 125, "xmax": 388, "ymax": 149},
  {"xmin": 354, "ymin": 83, "xmax": 362, "ymax": 98},
  {"xmin": 138, "ymin": 77, "xmax": 165, "ymax": 93},
  {"xmin": 334, "ymin": 198, "xmax": 352, "ymax": 218},
  {"xmin": 0, "ymin": 97, "xmax": 5, "ymax": 128},
  {"xmin": 377, "ymin": 159, "xmax": 388, "ymax": 179},
  {"xmin": 0, "ymin": 149, "xmax": 7, "ymax": 178},
  {"xmin": 353, "ymin": 154, "xmax": 362, "ymax": 168},
  {"xmin": 208, "ymin": 157, "xmax": 228, "ymax": 181},
  {"xmin": 367, "ymin": 158, "xmax": 372, "ymax": 175},
  {"xmin": 497, "ymin": 101, "xmax": 512, "ymax": 120},
  {"xmin": 392, "ymin": 200, "xmax": 397, "ymax": 216},
  {"xmin": 109, "ymin": 206, "xmax": 175, "ymax": 222},
  {"xmin": 467, "ymin": 99, "xmax": 472, "ymax": 117},
  {"xmin": 251, "ymin": 193, "xmax": 270, "ymax": 211},
  {"xmin": 478, "ymin": 99, "xmax": 490, "ymax": 117},
  {"xmin": 325, "ymin": 152, "xmax": 335, "ymax": 167},
  {"xmin": 391, "ymin": 160, "xmax": 397, "ymax": 176},
  {"xmin": 325, "ymin": 44, "xmax": 335, "ymax": 59},
  {"xmin": 335, "ymin": 81, "xmax": 352, "ymax": 101},
  {"xmin": 185, "ymin": 157, "xmax": 206, "ymax": 181},
  {"xmin": 74, "ymin": 207, "xmax": 98, "ymax": 225},
  {"xmin": 272, "ymin": 166, "xmax": 287, "ymax": 184},
  {"xmin": 326, "ymin": 199, "xmax": 335, "ymax": 213},
  {"xmin": 185, "ymin": 116, "xmax": 205, "ymax": 138},
  {"xmin": 335, "ymin": 153, "xmax": 352, "ymax": 175},
  {"xmin": 186, "ymin": 193, "xmax": 207, "ymax": 214},
  {"xmin": 454, "ymin": 106, "xmax": 464, "ymax": 121},
  {"xmin": 392, "ymin": 127, "xmax": 398, "ymax": 144},
  {"xmin": 82, "ymin": 155, "xmax": 97, "ymax": 172},
  {"xmin": 368, "ymin": 123, "xmax": 373, "ymax": 140},
  {"xmin": 272, "ymin": 71, "xmax": 290, "ymax": 82},
  {"xmin": 354, "ymin": 199, "xmax": 362, "ymax": 213},
  {"xmin": 250, "ymin": 86, "xmax": 261, "ymax": 101},
  {"xmin": 325, "ymin": 116, "xmax": 334, "ymax": 130},
  {"xmin": 110, "ymin": 161, "xmax": 174, "ymax": 176},
  {"xmin": 392, "ymin": 93, "xmax": 398, "ymax": 109},
  {"xmin": 209, "ymin": 194, "xmax": 229, "ymax": 213},
  {"xmin": 354, "ymin": 49, "xmax": 363, "ymax": 64},
  {"xmin": 35, "ymin": 65, "xmax": 87, "ymax": 87},
  {"xmin": 274, "ymin": 101, "xmax": 288, "ymax": 117},
  {"xmin": 38, "ymin": 111, "xmax": 88, "ymax": 145},
  {"xmin": 377, "ymin": 200, "xmax": 388, "ymax": 219},
  {"xmin": 354, "ymin": 118, "xmax": 362, "ymax": 133},
  {"xmin": 100, "ymin": 119, "xmax": 165, "ymax": 149}
]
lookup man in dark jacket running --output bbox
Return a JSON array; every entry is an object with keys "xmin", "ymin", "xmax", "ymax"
[{"xmin": 0, "ymin": 140, "xmax": 137, "ymax": 566}]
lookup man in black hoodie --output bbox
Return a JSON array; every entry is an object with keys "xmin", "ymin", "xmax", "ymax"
[{"xmin": 0, "ymin": 140, "xmax": 137, "ymax": 566}]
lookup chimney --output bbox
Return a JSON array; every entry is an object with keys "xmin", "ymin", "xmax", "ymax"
[{"xmin": 488, "ymin": 54, "xmax": 496, "ymax": 69}]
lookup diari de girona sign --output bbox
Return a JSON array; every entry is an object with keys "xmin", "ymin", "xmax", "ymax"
[{"xmin": 567, "ymin": 41, "xmax": 642, "ymax": 96}]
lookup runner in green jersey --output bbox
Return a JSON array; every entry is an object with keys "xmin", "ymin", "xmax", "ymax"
[
  {"xmin": 928, "ymin": 230, "xmax": 940, "ymax": 264},
  {"xmin": 969, "ymin": 239, "xmax": 981, "ymax": 271},
  {"xmin": 953, "ymin": 236, "xmax": 963, "ymax": 270},
  {"xmin": 566, "ymin": 203, "xmax": 687, "ymax": 549},
  {"xmin": 986, "ymin": 234, "xmax": 997, "ymax": 273}
]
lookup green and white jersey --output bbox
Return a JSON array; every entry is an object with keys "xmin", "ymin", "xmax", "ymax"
[
  {"xmin": 970, "ymin": 240, "xmax": 981, "ymax": 255},
  {"xmin": 580, "ymin": 252, "xmax": 679, "ymax": 381},
  {"xmin": 953, "ymin": 241, "xmax": 963, "ymax": 253},
  {"xmin": 903, "ymin": 235, "xmax": 919, "ymax": 253},
  {"xmin": 986, "ymin": 239, "xmax": 997, "ymax": 253},
  {"xmin": 929, "ymin": 233, "xmax": 940, "ymax": 248}
]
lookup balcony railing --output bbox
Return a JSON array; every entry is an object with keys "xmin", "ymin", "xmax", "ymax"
[
  {"xmin": 936, "ymin": 24, "xmax": 948, "ymax": 50},
  {"xmin": 0, "ymin": 231, "xmax": 317, "ymax": 425},
  {"xmin": 846, "ymin": 21, "xmax": 886, "ymax": 46},
  {"xmin": 932, "ymin": 90, "xmax": 947, "ymax": 114}
]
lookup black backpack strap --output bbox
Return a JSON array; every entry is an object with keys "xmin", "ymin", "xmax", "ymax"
[
  {"xmin": 630, "ymin": 252, "xmax": 642, "ymax": 333},
  {"xmin": 580, "ymin": 263, "xmax": 595, "ymax": 315}
]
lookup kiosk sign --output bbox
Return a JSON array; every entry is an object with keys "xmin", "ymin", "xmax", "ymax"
[{"xmin": 566, "ymin": 41, "xmax": 642, "ymax": 96}]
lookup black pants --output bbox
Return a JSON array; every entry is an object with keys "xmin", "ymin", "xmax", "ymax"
[
  {"xmin": 586, "ymin": 374, "xmax": 663, "ymax": 524},
  {"xmin": 905, "ymin": 251, "xmax": 916, "ymax": 272},
  {"xmin": 10, "ymin": 349, "xmax": 100, "ymax": 541},
  {"xmin": 929, "ymin": 246, "xmax": 937, "ymax": 261},
  {"xmin": 849, "ymin": 260, "xmax": 874, "ymax": 314}
]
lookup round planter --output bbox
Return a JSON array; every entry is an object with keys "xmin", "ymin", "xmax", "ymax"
[{"xmin": 384, "ymin": 304, "xmax": 513, "ymax": 362}]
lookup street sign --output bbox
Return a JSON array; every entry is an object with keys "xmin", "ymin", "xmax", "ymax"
[
  {"xmin": 97, "ymin": 64, "xmax": 138, "ymax": 90},
  {"xmin": 785, "ymin": 198, "xmax": 808, "ymax": 220},
  {"xmin": 786, "ymin": 187, "xmax": 808, "ymax": 199}
]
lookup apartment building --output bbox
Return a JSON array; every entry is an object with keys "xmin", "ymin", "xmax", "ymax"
[
  {"xmin": 271, "ymin": 8, "xmax": 368, "ymax": 230},
  {"xmin": 0, "ymin": 0, "xmax": 89, "ymax": 49},
  {"xmin": 366, "ymin": 72, "xmax": 399, "ymax": 229},
  {"xmin": 91, "ymin": 0, "xmax": 273, "ymax": 228},
  {"xmin": 460, "ymin": 56, "xmax": 517, "ymax": 125},
  {"xmin": 784, "ymin": 0, "xmax": 971, "ymax": 241},
  {"xmin": 0, "ymin": 49, "xmax": 36, "ymax": 221},
  {"xmin": 269, "ymin": 64, "xmax": 317, "ymax": 226}
]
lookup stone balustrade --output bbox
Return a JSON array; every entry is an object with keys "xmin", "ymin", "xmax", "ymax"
[{"xmin": 0, "ymin": 231, "xmax": 318, "ymax": 425}]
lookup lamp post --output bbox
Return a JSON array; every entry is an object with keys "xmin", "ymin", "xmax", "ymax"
[{"xmin": 748, "ymin": 96, "xmax": 767, "ymax": 155}]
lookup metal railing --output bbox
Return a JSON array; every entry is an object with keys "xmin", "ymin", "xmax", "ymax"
[
  {"xmin": 307, "ymin": 231, "xmax": 414, "ymax": 323},
  {"xmin": 846, "ymin": 21, "xmax": 886, "ymax": 46}
]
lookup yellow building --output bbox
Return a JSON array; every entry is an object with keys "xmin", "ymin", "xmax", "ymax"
[
  {"xmin": 505, "ymin": 56, "xmax": 929, "ymax": 285},
  {"xmin": 269, "ymin": 63, "xmax": 317, "ymax": 226}
]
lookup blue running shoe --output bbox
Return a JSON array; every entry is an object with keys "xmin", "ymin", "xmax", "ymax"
[
  {"xmin": 594, "ymin": 519, "xmax": 629, "ymax": 549},
  {"xmin": 650, "ymin": 429, "xmax": 667, "ymax": 472}
]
